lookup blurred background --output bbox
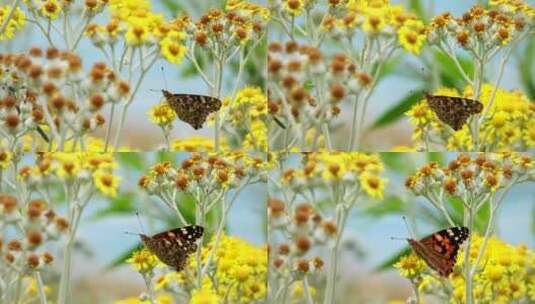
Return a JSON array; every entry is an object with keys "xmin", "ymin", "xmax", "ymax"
[
  {"xmin": 268, "ymin": 0, "xmax": 535, "ymax": 150},
  {"xmin": 269, "ymin": 152, "xmax": 534, "ymax": 303}
]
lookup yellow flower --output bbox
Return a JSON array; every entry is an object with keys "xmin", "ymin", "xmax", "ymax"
[
  {"xmin": 125, "ymin": 23, "xmax": 150, "ymax": 46},
  {"xmin": 53, "ymin": 153, "xmax": 82, "ymax": 179},
  {"xmin": 398, "ymin": 19, "xmax": 426, "ymax": 55},
  {"xmin": 0, "ymin": 6, "xmax": 26, "ymax": 40},
  {"xmin": 406, "ymin": 102, "xmax": 433, "ymax": 125},
  {"xmin": 359, "ymin": 171, "xmax": 386, "ymax": 199},
  {"xmin": 148, "ymin": 102, "xmax": 176, "ymax": 126},
  {"xmin": 93, "ymin": 170, "xmax": 120, "ymax": 197},
  {"xmin": 283, "ymin": 0, "xmax": 305, "ymax": 16},
  {"xmin": 523, "ymin": 124, "xmax": 535, "ymax": 147},
  {"xmin": 126, "ymin": 248, "xmax": 159, "ymax": 273},
  {"xmin": 243, "ymin": 120, "xmax": 267, "ymax": 152},
  {"xmin": 114, "ymin": 294, "xmax": 173, "ymax": 304},
  {"xmin": 390, "ymin": 146, "xmax": 416, "ymax": 152},
  {"xmin": 394, "ymin": 253, "xmax": 427, "ymax": 278},
  {"xmin": 0, "ymin": 150, "xmax": 12, "ymax": 169},
  {"xmin": 183, "ymin": 235, "xmax": 267, "ymax": 303},
  {"xmin": 291, "ymin": 281, "xmax": 317, "ymax": 302},
  {"xmin": 160, "ymin": 37, "xmax": 186, "ymax": 65},
  {"xmin": 109, "ymin": 0, "xmax": 152, "ymax": 20},
  {"xmin": 226, "ymin": 0, "xmax": 270, "ymax": 20},
  {"xmin": 447, "ymin": 235, "xmax": 532, "ymax": 302},
  {"xmin": 171, "ymin": 136, "xmax": 227, "ymax": 152},
  {"xmin": 40, "ymin": 0, "xmax": 62, "ymax": 19},
  {"xmin": 362, "ymin": 12, "xmax": 386, "ymax": 34},
  {"xmin": 190, "ymin": 282, "xmax": 221, "ymax": 304}
]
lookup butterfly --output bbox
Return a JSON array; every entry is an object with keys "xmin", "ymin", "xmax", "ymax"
[
  {"xmin": 162, "ymin": 90, "xmax": 222, "ymax": 130},
  {"xmin": 139, "ymin": 225, "xmax": 204, "ymax": 271},
  {"xmin": 408, "ymin": 226, "xmax": 469, "ymax": 277},
  {"xmin": 426, "ymin": 94, "xmax": 483, "ymax": 131}
]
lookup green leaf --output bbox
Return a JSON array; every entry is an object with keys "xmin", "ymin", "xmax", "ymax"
[
  {"xmin": 160, "ymin": 0, "xmax": 186, "ymax": 17},
  {"xmin": 435, "ymin": 51, "xmax": 474, "ymax": 91},
  {"xmin": 106, "ymin": 243, "xmax": 142, "ymax": 269},
  {"xmin": 375, "ymin": 55, "xmax": 403, "ymax": 81},
  {"xmin": 381, "ymin": 153, "xmax": 413, "ymax": 173},
  {"xmin": 518, "ymin": 39, "xmax": 535, "ymax": 100},
  {"xmin": 409, "ymin": 0, "xmax": 427, "ymax": 21},
  {"xmin": 371, "ymin": 89, "xmax": 424, "ymax": 128},
  {"xmin": 363, "ymin": 195, "xmax": 404, "ymax": 216},
  {"xmin": 117, "ymin": 153, "xmax": 145, "ymax": 172},
  {"xmin": 375, "ymin": 246, "xmax": 412, "ymax": 271},
  {"xmin": 91, "ymin": 192, "xmax": 136, "ymax": 220},
  {"xmin": 426, "ymin": 152, "xmax": 445, "ymax": 166}
]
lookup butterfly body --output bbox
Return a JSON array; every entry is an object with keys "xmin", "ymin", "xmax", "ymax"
[
  {"xmin": 140, "ymin": 225, "xmax": 204, "ymax": 271},
  {"xmin": 408, "ymin": 226, "xmax": 469, "ymax": 277},
  {"xmin": 162, "ymin": 90, "xmax": 222, "ymax": 129},
  {"xmin": 426, "ymin": 94, "xmax": 483, "ymax": 131}
]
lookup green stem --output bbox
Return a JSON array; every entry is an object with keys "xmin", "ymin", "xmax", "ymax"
[
  {"xmin": 303, "ymin": 276, "xmax": 314, "ymax": 304},
  {"xmin": 213, "ymin": 59, "xmax": 224, "ymax": 152},
  {"xmin": 104, "ymin": 103, "xmax": 116, "ymax": 152},
  {"xmin": 35, "ymin": 272, "xmax": 48, "ymax": 304},
  {"xmin": 464, "ymin": 205, "xmax": 475, "ymax": 304}
]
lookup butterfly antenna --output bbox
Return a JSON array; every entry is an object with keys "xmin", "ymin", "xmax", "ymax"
[
  {"xmin": 402, "ymin": 216, "xmax": 416, "ymax": 239},
  {"xmin": 390, "ymin": 236, "xmax": 407, "ymax": 241},
  {"xmin": 160, "ymin": 66, "xmax": 168, "ymax": 91},
  {"xmin": 135, "ymin": 211, "xmax": 147, "ymax": 235},
  {"xmin": 124, "ymin": 231, "xmax": 141, "ymax": 236}
]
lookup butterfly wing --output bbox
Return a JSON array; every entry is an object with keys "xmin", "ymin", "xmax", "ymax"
[
  {"xmin": 426, "ymin": 95, "xmax": 483, "ymax": 131},
  {"xmin": 141, "ymin": 225, "xmax": 204, "ymax": 271},
  {"xmin": 163, "ymin": 90, "xmax": 221, "ymax": 129},
  {"xmin": 408, "ymin": 226, "xmax": 469, "ymax": 276}
]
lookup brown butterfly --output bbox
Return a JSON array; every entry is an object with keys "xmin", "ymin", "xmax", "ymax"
[
  {"xmin": 162, "ymin": 90, "xmax": 222, "ymax": 130},
  {"xmin": 408, "ymin": 226, "xmax": 469, "ymax": 277},
  {"xmin": 426, "ymin": 94, "xmax": 483, "ymax": 131},
  {"xmin": 139, "ymin": 225, "xmax": 204, "ymax": 271}
]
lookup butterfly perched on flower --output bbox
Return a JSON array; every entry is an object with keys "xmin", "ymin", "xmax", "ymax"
[
  {"xmin": 408, "ymin": 226, "xmax": 469, "ymax": 277},
  {"xmin": 139, "ymin": 225, "xmax": 204, "ymax": 271},
  {"xmin": 162, "ymin": 90, "xmax": 222, "ymax": 129},
  {"xmin": 426, "ymin": 94, "xmax": 483, "ymax": 131}
]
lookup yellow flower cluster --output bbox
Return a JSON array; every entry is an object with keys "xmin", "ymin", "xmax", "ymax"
[
  {"xmin": 86, "ymin": 0, "xmax": 187, "ymax": 64},
  {"xmin": 220, "ymin": 87, "xmax": 268, "ymax": 152},
  {"xmin": 0, "ymin": 149, "xmax": 13, "ymax": 169},
  {"xmin": 226, "ymin": 0, "xmax": 270, "ymax": 20},
  {"xmin": 452, "ymin": 235, "xmax": 534, "ymax": 303},
  {"xmin": 394, "ymin": 253, "xmax": 427, "ymax": 279},
  {"xmin": 190, "ymin": 280, "xmax": 220, "ymax": 304},
  {"xmin": 148, "ymin": 102, "xmax": 176, "ymax": 127},
  {"xmin": 319, "ymin": 0, "xmax": 426, "ymax": 54},
  {"xmin": 115, "ymin": 294, "xmax": 173, "ymax": 304},
  {"xmin": 171, "ymin": 136, "xmax": 226, "ymax": 152},
  {"xmin": 406, "ymin": 85, "xmax": 535, "ymax": 151},
  {"xmin": 185, "ymin": 234, "xmax": 267, "ymax": 303},
  {"xmin": 18, "ymin": 152, "xmax": 120, "ymax": 198},
  {"xmin": 396, "ymin": 235, "xmax": 534, "ymax": 303},
  {"xmin": 0, "ymin": 6, "xmax": 26, "ymax": 40},
  {"xmin": 283, "ymin": 152, "xmax": 387, "ymax": 199},
  {"xmin": 126, "ymin": 248, "xmax": 160, "ymax": 274}
]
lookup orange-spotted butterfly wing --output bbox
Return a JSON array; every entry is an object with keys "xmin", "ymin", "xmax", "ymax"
[
  {"xmin": 408, "ymin": 226, "xmax": 469, "ymax": 277},
  {"xmin": 426, "ymin": 94, "xmax": 483, "ymax": 131},
  {"xmin": 140, "ymin": 225, "xmax": 204, "ymax": 271},
  {"xmin": 162, "ymin": 90, "xmax": 222, "ymax": 130}
]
